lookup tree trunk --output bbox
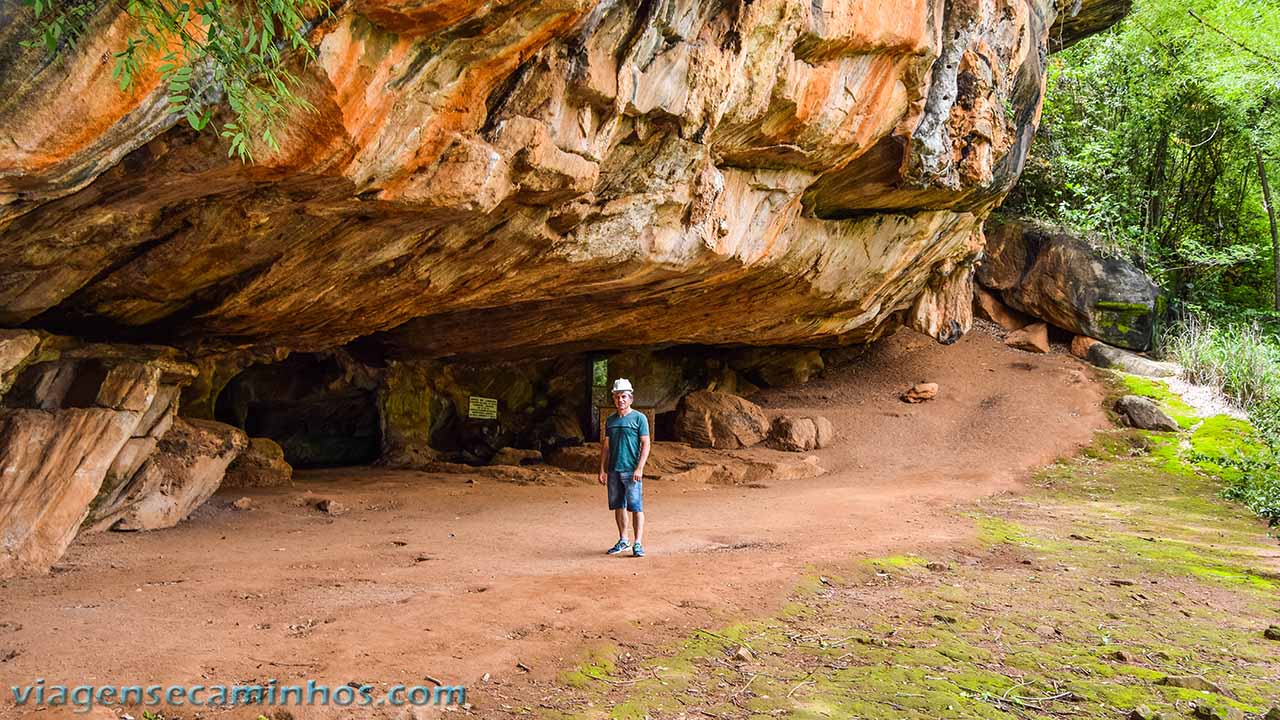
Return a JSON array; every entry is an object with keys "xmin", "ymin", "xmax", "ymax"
[{"xmin": 1258, "ymin": 151, "xmax": 1280, "ymax": 311}]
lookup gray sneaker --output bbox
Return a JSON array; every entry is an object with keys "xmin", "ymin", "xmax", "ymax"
[
  {"xmin": 606, "ymin": 539, "xmax": 630, "ymax": 555},
  {"xmin": 632, "ymin": 542, "xmax": 645, "ymax": 558}
]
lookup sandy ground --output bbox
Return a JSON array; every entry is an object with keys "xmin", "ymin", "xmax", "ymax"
[{"xmin": 0, "ymin": 329, "xmax": 1109, "ymax": 718}]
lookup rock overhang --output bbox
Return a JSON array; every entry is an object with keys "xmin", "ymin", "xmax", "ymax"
[{"xmin": 0, "ymin": 0, "xmax": 1129, "ymax": 361}]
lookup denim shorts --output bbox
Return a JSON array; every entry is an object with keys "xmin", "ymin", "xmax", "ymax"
[{"xmin": 607, "ymin": 471, "xmax": 643, "ymax": 512}]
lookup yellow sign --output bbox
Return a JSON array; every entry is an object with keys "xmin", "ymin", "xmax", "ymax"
[{"xmin": 468, "ymin": 396, "xmax": 498, "ymax": 420}]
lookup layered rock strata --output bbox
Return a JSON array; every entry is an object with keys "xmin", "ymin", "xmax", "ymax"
[{"xmin": 2, "ymin": 0, "xmax": 1119, "ymax": 359}]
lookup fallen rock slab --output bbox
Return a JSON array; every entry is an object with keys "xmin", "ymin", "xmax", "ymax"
[
  {"xmin": 1080, "ymin": 340, "xmax": 1179, "ymax": 377},
  {"xmin": 0, "ymin": 408, "xmax": 139, "ymax": 577},
  {"xmin": 0, "ymin": 351, "xmax": 199, "ymax": 576},
  {"xmin": 87, "ymin": 418, "xmax": 248, "ymax": 532}
]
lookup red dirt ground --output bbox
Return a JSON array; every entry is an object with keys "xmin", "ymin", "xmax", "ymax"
[{"xmin": 0, "ymin": 329, "xmax": 1109, "ymax": 719}]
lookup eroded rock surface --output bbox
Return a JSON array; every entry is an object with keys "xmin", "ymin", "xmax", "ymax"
[
  {"xmin": 1, "ymin": 0, "xmax": 1123, "ymax": 360},
  {"xmin": 0, "ymin": 346, "xmax": 201, "ymax": 576}
]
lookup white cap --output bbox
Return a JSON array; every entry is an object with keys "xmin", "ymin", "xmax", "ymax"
[{"xmin": 611, "ymin": 378, "xmax": 634, "ymax": 394}]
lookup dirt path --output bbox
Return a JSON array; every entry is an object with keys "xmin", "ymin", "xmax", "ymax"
[
  {"xmin": 0, "ymin": 329, "xmax": 1108, "ymax": 718},
  {"xmin": 533, "ymin": 422, "xmax": 1280, "ymax": 719}
]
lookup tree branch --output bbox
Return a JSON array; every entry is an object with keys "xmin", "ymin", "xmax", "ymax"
[{"xmin": 1187, "ymin": 9, "xmax": 1280, "ymax": 68}]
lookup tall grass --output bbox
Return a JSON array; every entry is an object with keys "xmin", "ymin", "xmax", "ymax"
[
  {"xmin": 1160, "ymin": 317, "xmax": 1280, "ymax": 436},
  {"xmin": 1159, "ymin": 317, "xmax": 1280, "ymax": 523}
]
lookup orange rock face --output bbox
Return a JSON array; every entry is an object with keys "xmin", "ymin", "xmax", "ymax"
[{"xmin": 0, "ymin": 0, "xmax": 1125, "ymax": 359}]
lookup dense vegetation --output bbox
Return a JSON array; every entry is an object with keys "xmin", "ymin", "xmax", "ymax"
[{"xmin": 1009, "ymin": 0, "xmax": 1279, "ymax": 319}]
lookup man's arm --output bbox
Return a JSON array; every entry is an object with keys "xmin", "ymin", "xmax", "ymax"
[
  {"xmin": 598, "ymin": 429, "xmax": 609, "ymax": 484},
  {"xmin": 635, "ymin": 434, "xmax": 651, "ymax": 481}
]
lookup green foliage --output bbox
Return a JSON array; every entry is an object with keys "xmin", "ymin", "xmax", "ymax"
[
  {"xmin": 20, "ymin": 0, "xmax": 327, "ymax": 161},
  {"xmin": 1215, "ymin": 454, "xmax": 1280, "ymax": 525},
  {"xmin": 1007, "ymin": 0, "xmax": 1280, "ymax": 314}
]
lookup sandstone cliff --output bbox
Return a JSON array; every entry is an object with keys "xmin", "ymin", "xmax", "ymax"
[{"xmin": 2, "ymin": 0, "xmax": 1126, "ymax": 359}]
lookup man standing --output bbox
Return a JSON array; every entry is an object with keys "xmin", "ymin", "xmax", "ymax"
[{"xmin": 598, "ymin": 378, "xmax": 651, "ymax": 558}]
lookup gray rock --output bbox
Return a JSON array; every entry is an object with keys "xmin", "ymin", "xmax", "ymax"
[
  {"xmin": 1193, "ymin": 704, "xmax": 1243, "ymax": 720},
  {"xmin": 1085, "ymin": 342, "xmax": 1180, "ymax": 377},
  {"xmin": 1115, "ymin": 395, "xmax": 1179, "ymax": 432},
  {"xmin": 1130, "ymin": 705, "xmax": 1168, "ymax": 720}
]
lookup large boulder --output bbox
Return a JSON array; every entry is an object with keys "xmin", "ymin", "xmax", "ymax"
[
  {"xmin": 675, "ymin": 391, "xmax": 770, "ymax": 450},
  {"xmin": 222, "ymin": 437, "xmax": 294, "ymax": 488},
  {"xmin": 87, "ymin": 418, "xmax": 248, "ymax": 532},
  {"xmin": 979, "ymin": 217, "xmax": 1159, "ymax": 350}
]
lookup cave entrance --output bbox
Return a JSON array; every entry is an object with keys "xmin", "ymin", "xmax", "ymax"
[{"xmin": 215, "ymin": 353, "xmax": 380, "ymax": 468}]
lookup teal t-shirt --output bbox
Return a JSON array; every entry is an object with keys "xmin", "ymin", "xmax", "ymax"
[{"xmin": 605, "ymin": 410, "xmax": 649, "ymax": 472}]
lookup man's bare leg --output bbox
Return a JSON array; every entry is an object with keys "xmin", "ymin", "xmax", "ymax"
[
  {"xmin": 631, "ymin": 511, "xmax": 644, "ymax": 546},
  {"xmin": 615, "ymin": 507, "xmax": 630, "ymax": 542}
]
